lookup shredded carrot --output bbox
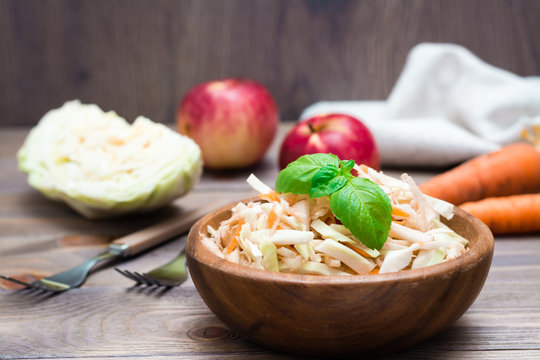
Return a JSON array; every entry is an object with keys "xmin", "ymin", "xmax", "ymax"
[
  {"xmin": 225, "ymin": 223, "xmax": 243, "ymax": 254},
  {"xmin": 267, "ymin": 208, "xmax": 279, "ymax": 228},
  {"xmin": 359, "ymin": 164, "xmax": 369, "ymax": 174},
  {"xmin": 258, "ymin": 191, "xmax": 280, "ymax": 203},
  {"xmin": 369, "ymin": 267, "xmax": 380, "ymax": 275},
  {"xmin": 391, "ymin": 206, "xmax": 410, "ymax": 218},
  {"xmin": 344, "ymin": 243, "xmax": 373, "ymax": 258},
  {"xmin": 278, "ymin": 193, "xmax": 298, "ymax": 206},
  {"xmin": 225, "ymin": 237, "xmax": 238, "ymax": 254},
  {"xmin": 460, "ymin": 194, "xmax": 540, "ymax": 235},
  {"xmin": 419, "ymin": 142, "xmax": 540, "ymax": 205}
]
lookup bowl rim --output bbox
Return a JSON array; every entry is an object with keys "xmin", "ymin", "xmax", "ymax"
[{"xmin": 187, "ymin": 197, "xmax": 494, "ymax": 286}]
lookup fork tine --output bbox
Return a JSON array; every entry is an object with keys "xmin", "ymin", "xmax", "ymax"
[
  {"xmin": 133, "ymin": 271, "xmax": 159, "ymax": 286},
  {"xmin": 126, "ymin": 270, "xmax": 152, "ymax": 285},
  {"xmin": 140, "ymin": 273, "xmax": 162, "ymax": 286},
  {"xmin": 115, "ymin": 268, "xmax": 173, "ymax": 287},
  {"xmin": 114, "ymin": 267, "xmax": 132, "ymax": 280},
  {"xmin": 115, "ymin": 268, "xmax": 143, "ymax": 284},
  {"xmin": 141, "ymin": 272, "xmax": 170, "ymax": 287},
  {"xmin": 28, "ymin": 282, "xmax": 49, "ymax": 292},
  {"xmin": 144, "ymin": 275, "xmax": 174, "ymax": 288},
  {"xmin": 115, "ymin": 247, "xmax": 188, "ymax": 288},
  {"xmin": 0, "ymin": 275, "xmax": 54, "ymax": 292},
  {"xmin": 0, "ymin": 275, "xmax": 32, "ymax": 288}
]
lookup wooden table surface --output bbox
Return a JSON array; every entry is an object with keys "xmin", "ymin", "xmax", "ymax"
[{"xmin": 1, "ymin": 124, "xmax": 539, "ymax": 360}]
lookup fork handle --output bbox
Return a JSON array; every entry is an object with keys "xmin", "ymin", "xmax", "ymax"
[{"xmin": 112, "ymin": 201, "xmax": 224, "ymax": 256}]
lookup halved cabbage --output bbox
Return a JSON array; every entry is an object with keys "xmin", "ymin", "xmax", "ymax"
[{"xmin": 18, "ymin": 100, "xmax": 203, "ymax": 219}]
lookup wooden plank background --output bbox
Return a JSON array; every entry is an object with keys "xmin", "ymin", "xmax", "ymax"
[{"xmin": 0, "ymin": 0, "xmax": 539, "ymax": 126}]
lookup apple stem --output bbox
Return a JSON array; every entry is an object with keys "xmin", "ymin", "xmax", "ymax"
[{"xmin": 307, "ymin": 123, "xmax": 315, "ymax": 133}]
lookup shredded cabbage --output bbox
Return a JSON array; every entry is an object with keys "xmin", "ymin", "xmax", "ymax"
[
  {"xmin": 18, "ymin": 100, "xmax": 203, "ymax": 218},
  {"xmin": 202, "ymin": 165, "xmax": 469, "ymax": 275}
]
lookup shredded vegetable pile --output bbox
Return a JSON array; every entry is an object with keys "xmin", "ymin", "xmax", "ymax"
[{"xmin": 202, "ymin": 163, "xmax": 469, "ymax": 275}]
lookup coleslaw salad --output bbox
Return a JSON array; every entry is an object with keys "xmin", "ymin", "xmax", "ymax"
[{"xmin": 202, "ymin": 163, "xmax": 468, "ymax": 275}]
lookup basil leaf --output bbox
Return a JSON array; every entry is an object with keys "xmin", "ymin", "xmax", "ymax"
[
  {"xmin": 312, "ymin": 164, "xmax": 339, "ymax": 182},
  {"xmin": 310, "ymin": 164, "xmax": 348, "ymax": 198},
  {"xmin": 276, "ymin": 153, "xmax": 340, "ymax": 194},
  {"xmin": 340, "ymin": 160, "xmax": 355, "ymax": 174},
  {"xmin": 329, "ymin": 177, "xmax": 392, "ymax": 250}
]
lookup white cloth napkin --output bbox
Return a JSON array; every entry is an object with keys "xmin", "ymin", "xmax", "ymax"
[{"xmin": 300, "ymin": 43, "xmax": 540, "ymax": 167}]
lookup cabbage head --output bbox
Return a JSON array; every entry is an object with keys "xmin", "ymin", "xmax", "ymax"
[{"xmin": 18, "ymin": 100, "xmax": 203, "ymax": 219}]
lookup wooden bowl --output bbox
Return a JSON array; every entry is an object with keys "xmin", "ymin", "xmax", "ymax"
[{"xmin": 186, "ymin": 198, "xmax": 494, "ymax": 357}]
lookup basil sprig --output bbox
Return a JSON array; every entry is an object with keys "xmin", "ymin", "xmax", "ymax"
[{"xmin": 275, "ymin": 154, "xmax": 391, "ymax": 250}]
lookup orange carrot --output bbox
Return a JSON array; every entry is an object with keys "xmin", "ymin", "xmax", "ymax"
[
  {"xmin": 419, "ymin": 142, "xmax": 540, "ymax": 205},
  {"xmin": 391, "ymin": 206, "xmax": 410, "ymax": 218},
  {"xmin": 267, "ymin": 208, "xmax": 279, "ymax": 228},
  {"xmin": 225, "ymin": 223, "xmax": 243, "ymax": 254},
  {"xmin": 368, "ymin": 268, "xmax": 380, "ymax": 275},
  {"xmin": 258, "ymin": 191, "xmax": 280, "ymax": 203},
  {"xmin": 460, "ymin": 194, "xmax": 540, "ymax": 234},
  {"xmin": 344, "ymin": 243, "xmax": 373, "ymax": 259},
  {"xmin": 359, "ymin": 164, "xmax": 369, "ymax": 174}
]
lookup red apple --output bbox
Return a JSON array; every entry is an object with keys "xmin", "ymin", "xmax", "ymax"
[
  {"xmin": 176, "ymin": 78, "xmax": 279, "ymax": 169},
  {"xmin": 279, "ymin": 114, "xmax": 380, "ymax": 170}
]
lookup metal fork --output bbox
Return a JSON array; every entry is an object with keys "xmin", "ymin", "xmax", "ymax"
[
  {"xmin": 115, "ymin": 248, "xmax": 187, "ymax": 287},
  {"xmin": 0, "ymin": 203, "xmax": 217, "ymax": 293},
  {"xmin": 0, "ymin": 246, "xmax": 126, "ymax": 292}
]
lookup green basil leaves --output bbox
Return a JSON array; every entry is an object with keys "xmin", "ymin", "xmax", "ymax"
[{"xmin": 275, "ymin": 154, "xmax": 391, "ymax": 250}]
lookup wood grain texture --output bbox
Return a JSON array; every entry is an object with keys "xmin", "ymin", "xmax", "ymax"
[
  {"xmin": 0, "ymin": 125, "xmax": 539, "ymax": 359},
  {"xmin": 0, "ymin": 0, "xmax": 539, "ymax": 125}
]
